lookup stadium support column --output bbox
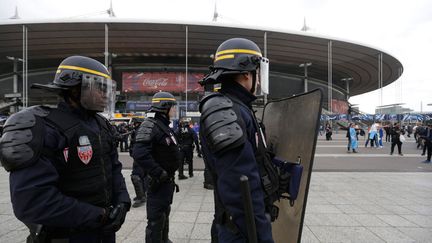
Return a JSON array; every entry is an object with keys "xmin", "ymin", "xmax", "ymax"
[
  {"xmin": 22, "ymin": 25, "xmax": 28, "ymax": 108},
  {"xmin": 327, "ymin": 40, "xmax": 333, "ymax": 113},
  {"xmin": 185, "ymin": 26, "xmax": 189, "ymax": 115},
  {"xmin": 105, "ymin": 24, "xmax": 109, "ymax": 70},
  {"xmin": 378, "ymin": 53, "xmax": 383, "ymax": 113},
  {"xmin": 263, "ymin": 31, "xmax": 267, "ymax": 104}
]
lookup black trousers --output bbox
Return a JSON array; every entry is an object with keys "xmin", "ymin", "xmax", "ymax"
[
  {"xmin": 425, "ymin": 140, "xmax": 432, "ymax": 161},
  {"xmin": 179, "ymin": 145, "xmax": 194, "ymax": 176},
  {"xmin": 391, "ymin": 141, "xmax": 402, "ymax": 154},
  {"xmin": 146, "ymin": 182, "xmax": 175, "ymax": 242}
]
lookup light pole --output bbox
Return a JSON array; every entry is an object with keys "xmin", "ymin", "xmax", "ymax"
[
  {"xmin": 341, "ymin": 77, "xmax": 353, "ymax": 100},
  {"xmin": 299, "ymin": 62, "xmax": 312, "ymax": 93},
  {"xmin": 6, "ymin": 56, "xmax": 24, "ymax": 113}
]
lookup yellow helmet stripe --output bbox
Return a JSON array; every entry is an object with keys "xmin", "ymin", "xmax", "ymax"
[
  {"xmin": 152, "ymin": 98, "xmax": 176, "ymax": 102},
  {"xmin": 214, "ymin": 54, "xmax": 234, "ymax": 62},
  {"xmin": 58, "ymin": 65, "xmax": 111, "ymax": 79},
  {"xmin": 216, "ymin": 49, "xmax": 262, "ymax": 57}
]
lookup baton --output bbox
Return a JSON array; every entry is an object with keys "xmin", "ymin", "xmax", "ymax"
[{"xmin": 240, "ymin": 175, "xmax": 258, "ymax": 243}]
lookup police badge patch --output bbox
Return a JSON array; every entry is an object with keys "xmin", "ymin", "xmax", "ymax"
[
  {"xmin": 63, "ymin": 147, "xmax": 69, "ymax": 162},
  {"xmin": 78, "ymin": 136, "xmax": 93, "ymax": 165}
]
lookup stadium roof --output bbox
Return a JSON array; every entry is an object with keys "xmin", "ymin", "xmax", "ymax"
[{"xmin": 0, "ymin": 19, "xmax": 403, "ymax": 96}]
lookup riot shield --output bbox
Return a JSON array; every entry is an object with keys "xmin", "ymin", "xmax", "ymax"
[{"xmin": 262, "ymin": 89, "xmax": 322, "ymax": 243}]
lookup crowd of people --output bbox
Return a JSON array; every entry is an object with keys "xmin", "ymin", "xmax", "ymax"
[{"xmin": 321, "ymin": 121, "xmax": 432, "ymax": 162}]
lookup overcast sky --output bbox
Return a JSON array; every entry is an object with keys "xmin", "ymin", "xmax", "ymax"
[{"xmin": 1, "ymin": 0, "xmax": 432, "ymax": 113}]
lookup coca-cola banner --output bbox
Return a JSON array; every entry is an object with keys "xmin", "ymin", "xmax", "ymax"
[{"xmin": 122, "ymin": 72, "xmax": 205, "ymax": 93}]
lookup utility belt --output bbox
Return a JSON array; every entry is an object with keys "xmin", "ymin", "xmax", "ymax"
[{"xmin": 149, "ymin": 176, "xmax": 180, "ymax": 193}]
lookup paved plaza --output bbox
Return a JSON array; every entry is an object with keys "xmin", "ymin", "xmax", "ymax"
[{"xmin": 0, "ymin": 134, "xmax": 431, "ymax": 242}]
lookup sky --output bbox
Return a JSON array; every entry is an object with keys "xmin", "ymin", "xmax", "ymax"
[{"xmin": 1, "ymin": 0, "xmax": 432, "ymax": 113}]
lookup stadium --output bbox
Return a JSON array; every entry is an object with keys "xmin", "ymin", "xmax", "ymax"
[{"xmin": 0, "ymin": 19, "xmax": 403, "ymax": 118}]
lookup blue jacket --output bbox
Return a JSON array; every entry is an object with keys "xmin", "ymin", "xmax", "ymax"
[
  {"xmin": 201, "ymin": 83, "xmax": 274, "ymax": 243},
  {"xmin": 9, "ymin": 103, "xmax": 130, "ymax": 228}
]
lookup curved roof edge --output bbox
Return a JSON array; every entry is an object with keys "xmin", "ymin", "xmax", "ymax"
[{"xmin": 0, "ymin": 17, "xmax": 402, "ymax": 63}]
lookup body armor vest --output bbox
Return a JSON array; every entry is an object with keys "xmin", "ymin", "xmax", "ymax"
[
  {"xmin": 203, "ymin": 93, "xmax": 280, "ymax": 225},
  {"xmin": 148, "ymin": 118, "xmax": 181, "ymax": 176},
  {"xmin": 44, "ymin": 108, "xmax": 114, "ymax": 208},
  {"xmin": 178, "ymin": 127, "xmax": 194, "ymax": 146},
  {"xmin": 228, "ymin": 94, "xmax": 280, "ymax": 214}
]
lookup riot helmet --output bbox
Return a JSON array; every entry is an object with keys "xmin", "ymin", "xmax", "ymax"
[
  {"xmin": 150, "ymin": 91, "xmax": 177, "ymax": 113},
  {"xmin": 32, "ymin": 56, "xmax": 115, "ymax": 113},
  {"xmin": 200, "ymin": 38, "xmax": 269, "ymax": 95}
]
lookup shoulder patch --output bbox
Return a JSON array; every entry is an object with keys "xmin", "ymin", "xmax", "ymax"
[
  {"xmin": 0, "ymin": 106, "xmax": 48, "ymax": 171},
  {"xmin": 135, "ymin": 119, "xmax": 155, "ymax": 143},
  {"xmin": 200, "ymin": 93, "xmax": 245, "ymax": 154}
]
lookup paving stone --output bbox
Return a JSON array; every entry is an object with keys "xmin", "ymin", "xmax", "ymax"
[
  {"xmin": 350, "ymin": 214, "xmax": 389, "ymax": 227},
  {"xmin": 376, "ymin": 215, "xmax": 418, "ymax": 227},
  {"xmin": 305, "ymin": 204, "xmax": 343, "ymax": 214},
  {"xmin": 305, "ymin": 213, "xmax": 362, "ymax": 226},
  {"xmin": 401, "ymin": 215, "xmax": 432, "ymax": 227},
  {"xmin": 190, "ymin": 223, "xmax": 212, "ymax": 240},
  {"xmin": 309, "ymin": 226, "xmax": 385, "ymax": 242},
  {"xmin": 397, "ymin": 227, "xmax": 432, "ymax": 243},
  {"xmin": 367, "ymin": 227, "xmax": 416, "ymax": 242},
  {"xmin": 171, "ymin": 211, "xmax": 198, "ymax": 223}
]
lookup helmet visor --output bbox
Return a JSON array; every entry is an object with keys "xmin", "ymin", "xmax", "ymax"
[
  {"xmin": 80, "ymin": 74, "xmax": 114, "ymax": 113},
  {"xmin": 257, "ymin": 57, "xmax": 269, "ymax": 95}
]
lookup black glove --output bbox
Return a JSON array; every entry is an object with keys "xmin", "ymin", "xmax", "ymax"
[
  {"xmin": 158, "ymin": 170, "xmax": 169, "ymax": 183},
  {"xmin": 102, "ymin": 203, "xmax": 129, "ymax": 233}
]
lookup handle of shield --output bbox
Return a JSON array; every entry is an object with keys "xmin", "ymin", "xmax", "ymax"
[
  {"xmin": 240, "ymin": 175, "xmax": 258, "ymax": 243},
  {"xmin": 284, "ymin": 162, "xmax": 304, "ymax": 206}
]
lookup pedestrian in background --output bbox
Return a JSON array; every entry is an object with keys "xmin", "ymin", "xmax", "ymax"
[
  {"xmin": 421, "ymin": 123, "xmax": 432, "ymax": 163},
  {"xmin": 349, "ymin": 123, "xmax": 359, "ymax": 153},
  {"xmin": 325, "ymin": 122, "xmax": 333, "ymax": 140},
  {"xmin": 132, "ymin": 91, "xmax": 180, "ymax": 242},
  {"xmin": 390, "ymin": 122, "xmax": 404, "ymax": 156},
  {"xmin": 176, "ymin": 118, "xmax": 201, "ymax": 180}
]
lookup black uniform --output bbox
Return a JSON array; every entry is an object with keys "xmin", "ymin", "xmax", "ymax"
[
  {"xmin": 129, "ymin": 122, "xmax": 149, "ymax": 207},
  {"xmin": 200, "ymin": 84, "xmax": 280, "ymax": 242},
  {"xmin": 0, "ymin": 103, "xmax": 131, "ymax": 243},
  {"xmin": 390, "ymin": 125, "xmax": 403, "ymax": 155},
  {"xmin": 175, "ymin": 123, "xmax": 200, "ymax": 179},
  {"xmin": 132, "ymin": 112, "xmax": 180, "ymax": 242}
]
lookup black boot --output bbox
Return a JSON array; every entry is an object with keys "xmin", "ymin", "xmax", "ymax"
[
  {"xmin": 146, "ymin": 217, "xmax": 165, "ymax": 243},
  {"xmin": 178, "ymin": 174, "xmax": 188, "ymax": 180},
  {"xmin": 131, "ymin": 175, "xmax": 146, "ymax": 208},
  {"xmin": 162, "ymin": 209, "xmax": 171, "ymax": 243}
]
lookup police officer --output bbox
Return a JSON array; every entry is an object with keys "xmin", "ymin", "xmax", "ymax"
[
  {"xmin": 132, "ymin": 91, "xmax": 180, "ymax": 243},
  {"xmin": 0, "ymin": 56, "xmax": 131, "ymax": 242},
  {"xmin": 175, "ymin": 118, "xmax": 200, "ymax": 180},
  {"xmin": 199, "ymin": 38, "xmax": 282, "ymax": 242},
  {"xmin": 129, "ymin": 120, "xmax": 149, "ymax": 208},
  {"xmin": 421, "ymin": 122, "xmax": 432, "ymax": 163}
]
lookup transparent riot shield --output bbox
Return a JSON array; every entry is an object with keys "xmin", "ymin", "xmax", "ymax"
[{"xmin": 262, "ymin": 89, "xmax": 323, "ymax": 243}]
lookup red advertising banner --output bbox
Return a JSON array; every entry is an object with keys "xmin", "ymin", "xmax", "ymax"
[
  {"xmin": 331, "ymin": 99, "xmax": 349, "ymax": 114},
  {"xmin": 122, "ymin": 72, "xmax": 204, "ymax": 93}
]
